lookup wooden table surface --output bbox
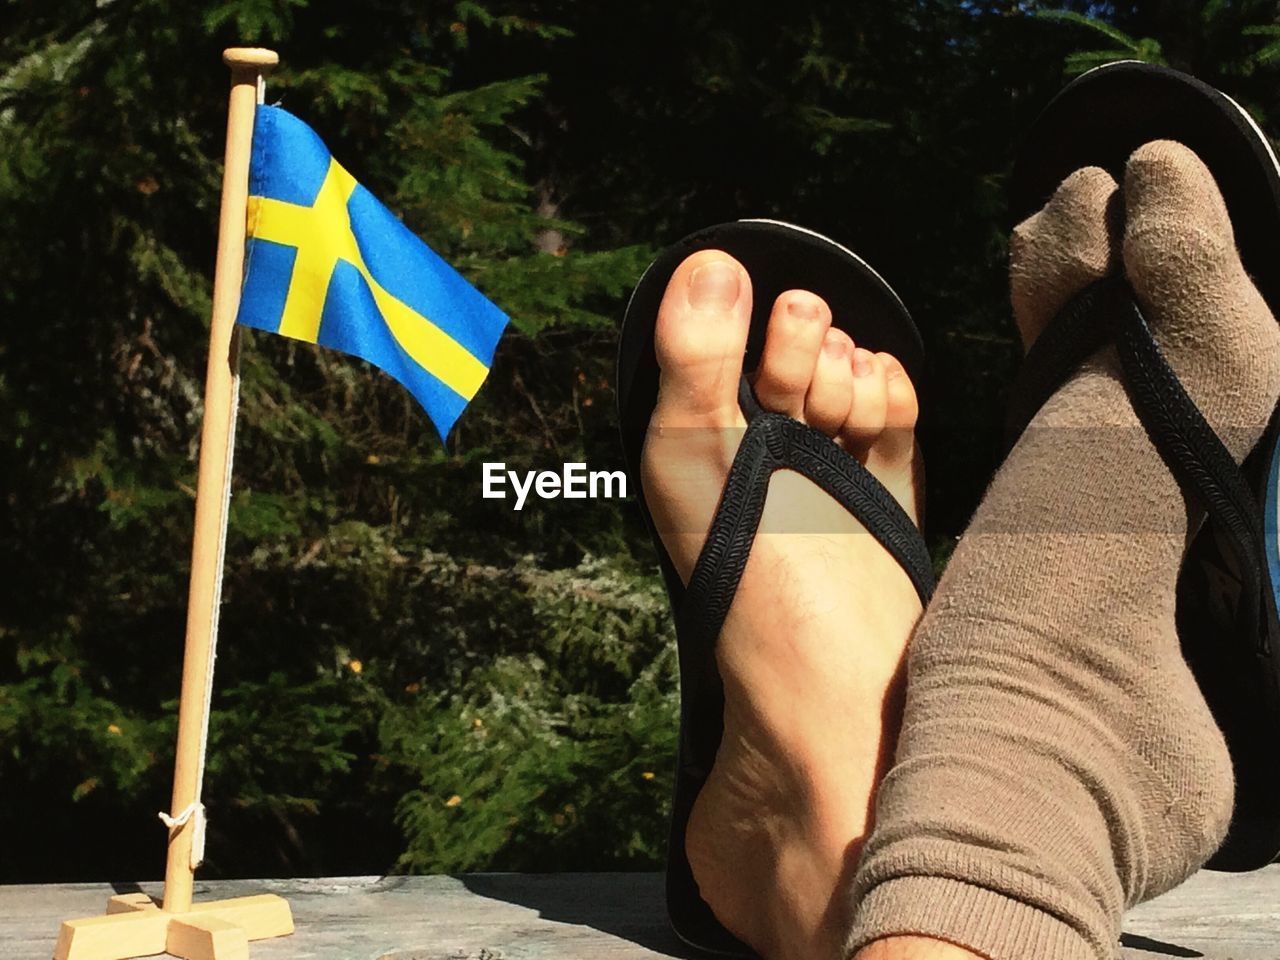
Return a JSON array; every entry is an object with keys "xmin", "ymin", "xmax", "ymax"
[{"xmin": 4, "ymin": 869, "xmax": 1279, "ymax": 959}]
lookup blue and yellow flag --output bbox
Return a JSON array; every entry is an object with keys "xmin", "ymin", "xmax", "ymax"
[{"xmin": 236, "ymin": 105, "xmax": 508, "ymax": 439}]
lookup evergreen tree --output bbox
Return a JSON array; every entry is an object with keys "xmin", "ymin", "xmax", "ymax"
[
  {"xmin": 1, "ymin": 0, "xmax": 659, "ymax": 879},
  {"xmin": 3, "ymin": 0, "xmax": 1279, "ymax": 880}
]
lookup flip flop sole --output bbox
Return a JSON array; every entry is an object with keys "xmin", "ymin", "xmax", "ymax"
[
  {"xmin": 616, "ymin": 219, "xmax": 926, "ymax": 954},
  {"xmin": 1011, "ymin": 61, "xmax": 1280, "ymax": 872}
]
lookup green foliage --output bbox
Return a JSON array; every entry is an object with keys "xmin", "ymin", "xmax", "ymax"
[
  {"xmin": 1036, "ymin": 10, "xmax": 1168, "ymax": 72},
  {"xmin": 4, "ymin": 0, "xmax": 1280, "ymax": 882},
  {"xmin": 0, "ymin": 0, "xmax": 651, "ymax": 880},
  {"xmin": 1038, "ymin": 1, "xmax": 1280, "ymax": 89},
  {"xmin": 1244, "ymin": 24, "xmax": 1280, "ymax": 67},
  {"xmin": 382, "ymin": 555, "xmax": 677, "ymax": 871}
]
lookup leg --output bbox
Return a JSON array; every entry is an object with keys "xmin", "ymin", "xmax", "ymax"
[{"xmin": 847, "ymin": 143, "xmax": 1280, "ymax": 959}]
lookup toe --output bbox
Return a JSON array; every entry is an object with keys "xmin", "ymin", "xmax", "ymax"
[
  {"xmin": 803, "ymin": 329, "xmax": 856, "ymax": 435},
  {"xmin": 849, "ymin": 351, "xmax": 921, "ymax": 523},
  {"xmin": 1010, "ymin": 165, "xmax": 1120, "ymax": 348},
  {"xmin": 1125, "ymin": 141, "xmax": 1235, "ymax": 267},
  {"xmin": 841, "ymin": 348, "xmax": 889, "ymax": 453},
  {"xmin": 753, "ymin": 290, "xmax": 833, "ymax": 417},
  {"xmin": 1123, "ymin": 139, "xmax": 1280, "ymax": 446},
  {"xmin": 1123, "ymin": 140, "xmax": 1248, "ymax": 321},
  {"xmin": 868, "ymin": 353, "xmax": 919, "ymax": 468},
  {"xmin": 653, "ymin": 249, "xmax": 753, "ymax": 425}
]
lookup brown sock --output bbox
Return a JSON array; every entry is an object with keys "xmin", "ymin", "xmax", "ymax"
[
  {"xmin": 1009, "ymin": 165, "xmax": 1122, "ymax": 347},
  {"xmin": 845, "ymin": 141, "xmax": 1280, "ymax": 960}
]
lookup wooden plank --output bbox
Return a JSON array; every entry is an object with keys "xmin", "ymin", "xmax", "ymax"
[
  {"xmin": 1122, "ymin": 866, "xmax": 1280, "ymax": 959},
  {"xmin": 4, "ymin": 869, "xmax": 1278, "ymax": 960}
]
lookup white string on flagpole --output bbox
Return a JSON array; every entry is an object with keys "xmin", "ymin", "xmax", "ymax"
[{"xmin": 159, "ymin": 801, "xmax": 207, "ymax": 868}]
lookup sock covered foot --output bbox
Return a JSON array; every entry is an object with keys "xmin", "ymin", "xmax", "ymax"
[{"xmin": 846, "ymin": 141, "xmax": 1280, "ymax": 960}]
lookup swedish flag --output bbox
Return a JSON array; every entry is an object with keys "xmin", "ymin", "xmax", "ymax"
[{"xmin": 236, "ymin": 105, "xmax": 509, "ymax": 439}]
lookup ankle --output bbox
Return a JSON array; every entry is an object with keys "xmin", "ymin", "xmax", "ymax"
[{"xmin": 853, "ymin": 935, "xmax": 989, "ymax": 960}]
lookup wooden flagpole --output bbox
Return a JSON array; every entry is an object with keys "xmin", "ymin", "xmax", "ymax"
[
  {"xmin": 53, "ymin": 48, "xmax": 294, "ymax": 960},
  {"xmin": 162, "ymin": 43, "xmax": 275, "ymax": 918}
]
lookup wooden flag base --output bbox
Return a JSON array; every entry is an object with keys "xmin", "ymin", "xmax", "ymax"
[{"xmin": 53, "ymin": 892, "xmax": 293, "ymax": 960}]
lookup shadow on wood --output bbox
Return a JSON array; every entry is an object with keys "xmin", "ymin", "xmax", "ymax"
[
  {"xmin": 460, "ymin": 873, "xmax": 690, "ymax": 957},
  {"xmin": 1120, "ymin": 932, "xmax": 1203, "ymax": 958}
]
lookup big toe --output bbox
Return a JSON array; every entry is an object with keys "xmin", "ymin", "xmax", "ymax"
[
  {"xmin": 1124, "ymin": 140, "xmax": 1280, "ymax": 444},
  {"xmin": 1010, "ymin": 165, "xmax": 1121, "ymax": 347},
  {"xmin": 652, "ymin": 249, "xmax": 753, "ymax": 428},
  {"xmin": 1124, "ymin": 139, "xmax": 1238, "ymax": 291}
]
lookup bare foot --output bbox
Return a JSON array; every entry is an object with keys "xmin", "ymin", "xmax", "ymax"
[{"xmin": 640, "ymin": 249, "xmax": 925, "ymax": 960}]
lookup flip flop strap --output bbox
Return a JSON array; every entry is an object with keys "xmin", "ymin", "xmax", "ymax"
[
  {"xmin": 1005, "ymin": 280, "xmax": 1113, "ymax": 445},
  {"xmin": 1008, "ymin": 277, "xmax": 1270, "ymax": 654},
  {"xmin": 678, "ymin": 386, "xmax": 935, "ymax": 647}
]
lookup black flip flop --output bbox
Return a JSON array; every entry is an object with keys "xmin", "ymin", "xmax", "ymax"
[
  {"xmin": 1008, "ymin": 61, "xmax": 1280, "ymax": 872},
  {"xmin": 616, "ymin": 219, "xmax": 936, "ymax": 954}
]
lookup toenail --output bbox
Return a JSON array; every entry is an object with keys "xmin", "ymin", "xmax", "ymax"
[
  {"xmin": 853, "ymin": 349, "xmax": 874, "ymax": 377},
  {"xmin": 879, "ymin": 353, "xmax": 904, "ymax": 379},
  {"xmin": 822, "ymin": 334, "xmax": 848, "ymax": 357},
  {"xmin": 786, "ymin": 295, "xmax": 822, "ymax": 320},
  {"xmin": 689, "ymin": 261, "xmax": 741, "ymax": 310}
]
